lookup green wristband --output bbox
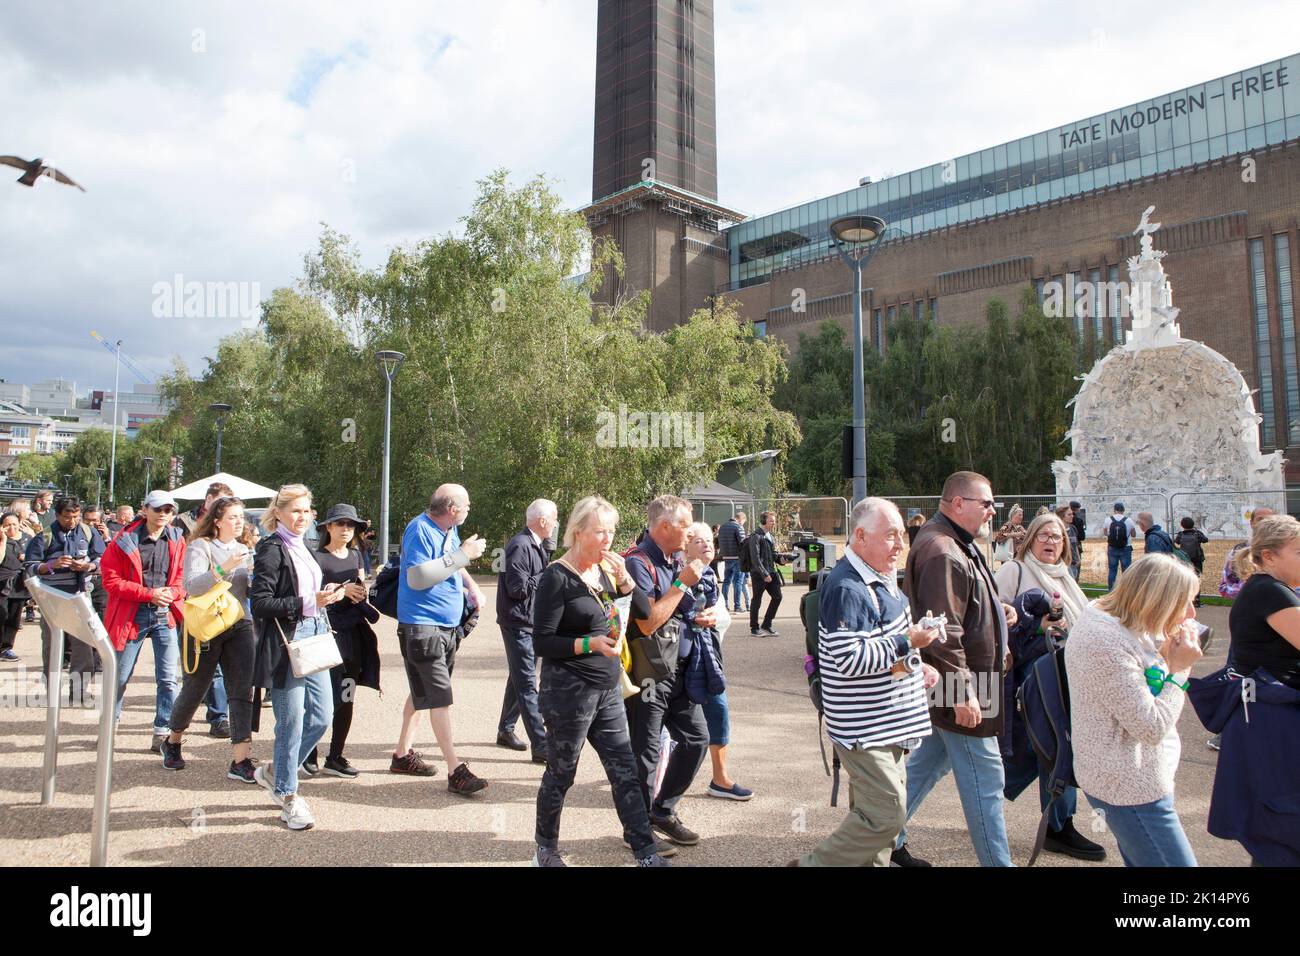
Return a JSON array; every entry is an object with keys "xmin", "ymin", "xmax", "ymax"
[
  {"xmin": 671, "ymin": 579, "xmax": 689, "ymax": 594},
  {"xmin": 583, "ymin": 636, "xmax": 590, "ymax": 654}
]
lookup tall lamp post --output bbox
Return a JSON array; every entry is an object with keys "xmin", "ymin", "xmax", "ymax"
[
  {"xmin": 376, "ymin": 350, "xmax": 406, "ymax": 564},
  {"xmin": 62, "ymin": 474, "xmax": 72, "ymax": 497},
  {"xmin": 209, "ymin": 403, "xmax": 232, "ymax": 474},
  {"xmin": 95, "ymin": 467, "xmax": 105, "ymax": 510},
  {"xmin": 142, "ymin": 457, "xmax": 154, "ymax": 496},
  {"xmin": 829, "ymin": 215, "xmax": 888, "ymax": 506},
  {"xmin": 107, "ymin": 339, "xmax": 122, "ymax": 506}
]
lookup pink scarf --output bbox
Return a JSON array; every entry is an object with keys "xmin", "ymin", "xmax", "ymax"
[{"xmin": 276, "ymin": 524, "xmax": 322, "ymax": 617}]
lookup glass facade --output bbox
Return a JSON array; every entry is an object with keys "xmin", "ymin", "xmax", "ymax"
[
  {"xmin": 727, "ymin": 55, "xmax": 1300, "ymax": 289},
  {"xmin": 1108, "ymin": 264, "xmax": 1123, "ymax": 344},
  {"xmin": 1249, "ymin": 238, "xmax": 1275, "ymax": 446}
]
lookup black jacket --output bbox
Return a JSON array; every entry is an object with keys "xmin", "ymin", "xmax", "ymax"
[
  {"xmin": 1, "ymin": 537, "xmax": 26, "ymax": 598},
  {"xmin": 251, "ymin": 532, "xmax": 331, "ymax": 693},
  {"xmin": 746, "ymin": 528, "xmax": 787, "ymax": 578},
  {"xmin": 495, "ymin": 528, "xmax": 550, "ymax": 631}
]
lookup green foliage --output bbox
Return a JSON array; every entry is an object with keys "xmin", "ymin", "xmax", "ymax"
[
  {"xmin": 778, "ymin": 287, "xmax": 1084, "ymax": 496},
  {"xmin": 143, "ymin": 170, "xmax": 798, "ymax": 554}
]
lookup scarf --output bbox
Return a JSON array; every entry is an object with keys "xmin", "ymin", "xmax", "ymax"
[
  {"xmin": 276, "ymin": 524, "xmax": 323, "ymax": 617},
  {"xmin": 1019, "ymin": 553, "xmax": 1087, "ymax": 629}
]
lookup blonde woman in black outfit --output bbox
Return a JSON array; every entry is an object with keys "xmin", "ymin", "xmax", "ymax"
[
  {"xmin": 304, "ymin": 504, "xmax": 381, "ymax": 778},
  {"xmin": 530, "ymin": 495, "xmax": 669, "ymax": 868}
]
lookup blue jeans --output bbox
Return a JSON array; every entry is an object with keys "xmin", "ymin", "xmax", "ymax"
[
  {"xmin": 702, "ymin": 690, "xmax": 729, "ymax": 746},
  {"xmin": 896, "ymin": 727, "xmax": 1014, "ymax": 866},
  {"xmin": 1107, "ymin": 546, "xmax": 1133, "ymax": 589},
  {"xmin": 114, "ymin": 606, "xmax": 181, "ymax": 733},
  {"xmin": 722, "ymin": 559, "xmax": 744, "ymax": 608},
  {"xmin": 270, "ymin": 616, "xmax": 335, "ymax": 797},
  {"xmin": 1084, "ymin": 792, "xmax": 1197, "ymax": 866}
]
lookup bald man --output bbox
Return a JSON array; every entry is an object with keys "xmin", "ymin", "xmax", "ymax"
[{"xmin": 390, "ymin": 484, "xmax": 490, "ymax": 795}]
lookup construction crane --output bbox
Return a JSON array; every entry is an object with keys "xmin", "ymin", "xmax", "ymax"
[{"xmin": 90, "ymin": 330, "xmax": 159, "ymax": 384}]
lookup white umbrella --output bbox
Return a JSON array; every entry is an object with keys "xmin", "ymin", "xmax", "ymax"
[{"xmin": 169, "ymin": 471, "xmax": 278, "ymax": 501}]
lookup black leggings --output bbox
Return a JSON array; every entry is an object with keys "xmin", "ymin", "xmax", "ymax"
[
  {"xmin": 1, "ymin": 597, "xmax": 23, "ymax": 651},
  {"xmin": 170, "ymin": 618, "xmax": 256, "ymax": 744}
]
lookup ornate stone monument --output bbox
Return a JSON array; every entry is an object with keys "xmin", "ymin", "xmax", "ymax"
[{"xmin": 1052, "ymin": 206, "xmax": 1285, "ymax": 538}]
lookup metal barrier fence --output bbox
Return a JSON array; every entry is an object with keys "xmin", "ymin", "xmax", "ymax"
[{"xmin": 26, "ymin": 577, "xmax": 118, "ymax": 867}]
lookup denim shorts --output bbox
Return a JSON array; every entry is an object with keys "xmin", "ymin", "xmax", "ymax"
[{"xmin": 397, "ymin": 623, "xmax": 457, "ymax": 709}]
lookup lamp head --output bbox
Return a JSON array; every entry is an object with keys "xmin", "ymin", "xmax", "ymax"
[
  {"xmin": 377, "ymin": 350, "xmax": 406, "ymax": 378},
  {"xmin": 830, "ymin": 215, "xmax": 886, "ymax": 245}
]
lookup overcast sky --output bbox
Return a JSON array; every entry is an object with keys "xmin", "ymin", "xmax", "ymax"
[{"xmin": 1, "ymin": 0, "xmax": 1295, "ymax": 394}]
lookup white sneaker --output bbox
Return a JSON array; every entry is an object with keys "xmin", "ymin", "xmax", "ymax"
[
  {"xmin": 281, "ymin": 794, "xmax": 315, "ymax": 830},
  {"xmin": 254, "ymin": 764, "xmax": 285, "ymax": 808}
]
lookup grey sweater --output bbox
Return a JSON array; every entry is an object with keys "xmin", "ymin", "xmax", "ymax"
[{"xmin": 183, "ymin": 537, "xmax": 252, "ymax": 604}]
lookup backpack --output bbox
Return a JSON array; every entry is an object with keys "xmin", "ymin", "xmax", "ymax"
[
  {"xmin": 800, "ymin": 569, "xmax": 843, "ymax": 805},
  {"xmin": 1016, "ymin": 641, "xmax": 1075, "ymax": 865},
  {"xmin": 1106, "ymin": 516, "xmax": 1131, "ymax": 550},
  {"xmin": 370, "ymin": 556, "xmax": 400, "ymax": 618},
  {"xmin": 739, "ymin": 536, "xmax": 752, "ymax": 574},
  {"xmin": 1175, "ymin": 530, "xmax": 1204, "ymax": 565}
]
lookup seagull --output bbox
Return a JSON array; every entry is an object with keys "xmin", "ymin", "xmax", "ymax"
[{"xmin": 0, "ymin": 155, "xmax": 86, "ymax": 191}]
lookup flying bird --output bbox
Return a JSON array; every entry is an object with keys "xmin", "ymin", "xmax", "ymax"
[{"xmin": 0, "ymin": 155, "xmax": 86, "ymax": 191}]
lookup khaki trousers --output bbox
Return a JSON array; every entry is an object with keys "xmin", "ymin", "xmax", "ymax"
[{"xmin": 799, "ymin": 742, "xmax": 908, "ymax": 867}]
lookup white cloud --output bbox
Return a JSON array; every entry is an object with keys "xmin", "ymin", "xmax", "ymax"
[{"xmin": 0, "ymin": 0, "xmax": 1294, "ymax": 391}]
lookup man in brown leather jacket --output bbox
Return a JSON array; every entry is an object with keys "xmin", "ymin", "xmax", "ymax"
[{"xmin": 890, "ymin": 471, "xmax": 1019, "ymax": 867}]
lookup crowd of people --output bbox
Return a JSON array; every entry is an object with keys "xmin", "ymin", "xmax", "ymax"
[{"xmin": 2, "ymin": 471, "xmax": 1297, "ymax": 867}]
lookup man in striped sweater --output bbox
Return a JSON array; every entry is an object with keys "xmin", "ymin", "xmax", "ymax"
[{"xmin": 794, "ymin": 498, "xmax": 942, "ymax": 867}]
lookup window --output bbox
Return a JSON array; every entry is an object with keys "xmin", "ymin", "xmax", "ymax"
[
  {"xmin": 873, "ymin": 309, "xmax": 882, "ymax": 354},
  {"xmin": 1089, "ymin": 268, "xmax": 1103, "ymax": 340},
  {"xmin": 1276, "ymin": 234, "xmax": 1299, "ymax": 445},
  {"xmin": 1250, "ymin": 238, "xmax": 1276, "ymax": 446},
  {"xmin": 929, "ymin": 297, "xmax": 938, "ymax": 323},
  {"xmin": 1108, "ymin": 264, "xmax": 1123, "ymax": 343},
  {"xmin": 9, "ymin": 426, "xmax": 29, "ymax": 439},
  {"xmin": 753, "ymin": 320, "xmax": 766, "ymax": 339}
]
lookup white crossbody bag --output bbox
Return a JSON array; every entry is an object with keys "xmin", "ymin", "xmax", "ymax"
[{"xmin": 274, "ymin": 615, "xmax": 342, "ymax": 679}]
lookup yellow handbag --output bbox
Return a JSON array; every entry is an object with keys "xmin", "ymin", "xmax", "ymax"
[{"xmin": 181, "ymin": 579, "xmax": 243, "ymax": 674}]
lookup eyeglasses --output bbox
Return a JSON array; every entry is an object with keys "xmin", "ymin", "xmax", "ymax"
[
  {"xmin": 153, "ymin": 506, "xmax": 176, "ymax": 515},
  {"xmin": 1035, "ymin": 533, "xmax": 1064, "ymax": 543}
]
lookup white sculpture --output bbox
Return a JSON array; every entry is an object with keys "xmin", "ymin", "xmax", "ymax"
[{"xmin": 1053, "ymin": 206, "xmax": 1286, "ymax": 539}]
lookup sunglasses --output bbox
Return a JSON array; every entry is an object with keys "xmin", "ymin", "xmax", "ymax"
[
  {"xmin": 945, "ymin": 495, "xmax": 996, "ymax": 510},
  {"xmin": 151, "ymin": 506, "xmax": 177, "ymax": 515}
]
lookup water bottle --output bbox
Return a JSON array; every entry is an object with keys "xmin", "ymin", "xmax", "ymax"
[{"xmin": 1047, "ymin": 591, "xmax": 1063, "ymax": 622}]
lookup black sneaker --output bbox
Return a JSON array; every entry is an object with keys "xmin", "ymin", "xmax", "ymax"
[
  {"xmin": 447, "ymin": 762, "xmax": 488, "ymax": 796},
  {"xmin": 300, "ymin": 756, "xmax": 320, "ymax": 777},
  {"xmin": 390, "ymin": 749, "xmax": 436, "ymax": 777},
  {"xmin": 650, "ymin": 813, "xmax": 699, "ymax": 846},
  {"xmin": 750, "ymin": 628, "xmax": 762, "ymax": 637},
  {"xmin": 890, "ymin": 844, "xmax": 931, "ymax": 867},
  {"xmin": 323, "ymin": 755, "xmax": 359, "ymax": 779},
  {"xmin": 209, "ymin": 719, "xmax": 231, "ymax": 739},
  {"xmin": 531, "ymin": 749, "xmax": 548, "ymax": 765},
  {"xmin": 160, "ymin": 739, "xmax": 185, "ymax": 771},
  {"xmin": 760, "ymin": 626, "xmax": 780, "ymax": 637},
  {"xmin": 495, "ymin": 731, "xmax": 528, "ymax": 751},
  {"xmin": 636, "ymin": 853, "xmax": 673, "ymax": 867},
  {"xmin": 227, "ymin": 758, "xmax": 258, "ymax": 783},
  {"xmin": 1044, "ymin": 819, "xmax": 1107, "ymax": 861}
]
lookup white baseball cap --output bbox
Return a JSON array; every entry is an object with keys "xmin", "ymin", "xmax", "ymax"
[{"xmin": 144, "ymin": 490, "xmax": 177, "ymax": 510}]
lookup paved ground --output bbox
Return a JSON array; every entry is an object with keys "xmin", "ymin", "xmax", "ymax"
[{"xmin": 0, "ymin": 581, "xmax": 1248, "ymax": 867}]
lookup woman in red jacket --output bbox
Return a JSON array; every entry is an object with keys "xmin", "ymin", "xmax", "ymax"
[{"xmin": 101, "ymin": 490, "xmax": 188, "ymax": 753}]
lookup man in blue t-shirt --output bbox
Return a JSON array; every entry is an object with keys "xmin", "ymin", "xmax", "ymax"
[{"xmin": 390, "ymin": 483, "xmax": 490, "ymax": 795}]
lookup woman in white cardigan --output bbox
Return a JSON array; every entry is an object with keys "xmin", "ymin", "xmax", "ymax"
[{"xmin": 1066, "ymin": 554, "xmax": 1203, "ymax": 866}]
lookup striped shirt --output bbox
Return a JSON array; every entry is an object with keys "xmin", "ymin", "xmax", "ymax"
[{"xmin": 818, "ymin": 549, "xmax": 931, "ymax": 749}]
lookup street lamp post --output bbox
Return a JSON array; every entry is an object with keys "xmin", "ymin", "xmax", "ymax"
[
  {"xmin": 62, "ymin": 474, "xmax": 71, "ymax": 496},
  {"xmin": 107, "ymin": 339, "xmax": 122, "ymax": 506},
  {"xmin": 829, "ymin": 215, "xmax": 888, "ymax": 507},
  {"xmin": 143, "ymin": 457, "xmax": 154, "ymax": 496},
  {"xmin": 95, "ymin": 467, "xmax": 105, "ymax": 510},
  {"xmin": 209, "ymin": 403, "xmax": 232, "ymax": 474},
  {"xmin": 376, "ymin": 350, "xmax": 406, "ymax": 565}
]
